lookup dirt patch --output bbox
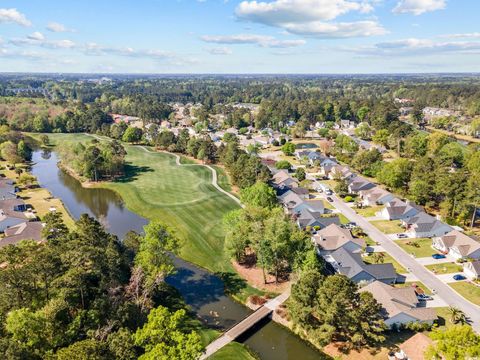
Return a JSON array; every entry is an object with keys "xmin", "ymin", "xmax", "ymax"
[
  {"xmin": 323, "ymin": 342, "xmax": 390, "ymax": 360},
  {"xmin": 232, "ymin": 259, "xmax": 290, "ymax": 293}
]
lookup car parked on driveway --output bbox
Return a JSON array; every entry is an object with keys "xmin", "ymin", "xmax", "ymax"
[
  {"xmin": 326, "ymin": 197, "xmax": 333, "ymax": 202},
  {"xmin": 417, "ymin": 294, "xmax": 433, "ymax": 301},
  {"xmin": 453, "ymin": 274, "xmax": 466, "ymax": 281},
  {"xmin": 432, "ymin": 254, "xmax": 446, "ymax": 259},
  {"xmin": 397, "ymin": 233, "xmax": 408, "ymax": 239}
]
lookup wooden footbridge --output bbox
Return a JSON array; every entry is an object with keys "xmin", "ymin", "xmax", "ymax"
[{"xmin": 200, "ymin": 290, "xmax": 290, "ymax": 359}]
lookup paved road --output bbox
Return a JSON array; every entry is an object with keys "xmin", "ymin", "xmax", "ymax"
[{"xmin": 328, "ymin": 194, "xmax": 480, "ymax": 331}]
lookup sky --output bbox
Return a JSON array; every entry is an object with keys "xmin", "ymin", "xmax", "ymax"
[{"xmin": 0, "ymin": 0, "xmax": 479, "ymax": 74}]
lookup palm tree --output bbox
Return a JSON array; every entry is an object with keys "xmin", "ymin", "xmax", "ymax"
[{"xmin": 448, "ymin": 306, "xmax": 467, "ymax": 324}]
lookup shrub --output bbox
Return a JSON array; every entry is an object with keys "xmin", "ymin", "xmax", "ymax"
[
  {"xmin": 344, "ymin": 195, "xmax": 354, "ymax": 202},
  {"xmin": 275, "ymin": 160, "xmax": 292, "ymax": 170}
]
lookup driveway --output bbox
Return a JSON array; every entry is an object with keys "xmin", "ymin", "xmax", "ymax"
[
  {"xmin": 416, "ymin": 256, "xmax": 455, "ymax": 266},
  {"xmin": 328, "ymin": 194, "xmax": 480, "ymax": 331},
  {"xmin": 436, "ymin": 274, "xmax": 466, "ymax": 284}
]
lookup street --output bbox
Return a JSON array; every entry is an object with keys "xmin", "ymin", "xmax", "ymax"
[{"xmin": 328, "ymin": 194, "xmax": 480, "ymax": 331}]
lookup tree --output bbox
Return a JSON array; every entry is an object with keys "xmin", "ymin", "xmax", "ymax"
[
  {"xmin": 40, "ymin": 134, "xmax": 50, "ymax": 146},
  {"xmin": 281, "ymin": 142, "xmax": 296, "ymax": 156},
  {"xmin": 134, "ymin": 306, "xmax": 204, "ymax": 360},
  {"xmin": 372, "ymin": 129, "xmax": 390, "ymax": 147},
  {"xmin": 334, "ymin": 178, "xmax": 349, "ymax": 197},
  {"xmin": 351, "ymin": 149, "xmax": 383, "ymax": 177},
  {"xmin": 16, "ymin": 173, "xmax": 37, "ymax": 188},
  {"xmin": 122, "ymin": 127, "xmax": 143, "ymax": 143},
  {"xmin": 56, "ymin": 339, "xmax": 110, "ymax": 360},
  {"xmin": 42, "ymin": 211, "xmax": 69, "ymax": 243},
  {"xmin": 377, "ymin": 158, "xmax": 412, "ymax": 191},
  {"xmin": 295, "ymin": 167, "xmax": 306, "ymax": 182},
  {"xmin": 426, "ymin": 325, "xmax": 480, "ymax": 360},
  {"xmin": 17, "ymin": 140, "xmax": 32, "ymax": 161},
  {"xmin": 0, "ymin": 141, "xmax": 22, "ymax": 165},
  {"xmin": 355, "ymin": 123, "xmax": 372, "ymax": 140},
  {"xmin": 275, "ymin": 160, "xmax": 292, "ymax": 170},
  {"xmin": 448, "ymin": 306, "xmax": 468, "ymax": 325},
  {"xmin": 240, "ymin": 182, "xmax": 277, "ymax": 209}
]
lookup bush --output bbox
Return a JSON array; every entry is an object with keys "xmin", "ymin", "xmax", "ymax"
[
  {"xmin": 272, "ymin": 139, "xmax": 280, "ymax": 147},
  {"xmin": 276, "ymin": 160, "xmax": 292, "ymax": 170},
  {"xmin": 344, "ymin": 195, "xmax": 354, "ymax": 202}
]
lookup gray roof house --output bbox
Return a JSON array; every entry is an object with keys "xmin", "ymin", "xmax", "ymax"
[
  {"xmin": 0, "ymin": 179, "xmax": 18, "ymax": 201},
  {"xmin": 280, "ymin": 192, "xmax": 325, "ymax": 216},
  {"xmin": 464, "ymin": 260, "xmax": 480, "ymax": 280},
  {"xmin": 377, "ymin": 198, "xmax": 419, "ymax": 221},
  {"xmin": 328, "ymin": 165, "xmax": 355, "ymax": 180},
  {"xmin": 0, "ymin": 200, "xmax": 29, "ymax": 232},
  {"xmin": 359, "ymin": 187, "xmax": 394, "ymax": 207},
  {"xmin": 325, "ymin": 247, "xmax": 397, "ymax": 284},
  {"xmin": 271, "ymin": 170, "xmax": 298, "ymax": 189},
  {"xmin": 313, "ymin": 224, "xmax": 365, "ymax": 254},
  {"xmin": 402, "ymin": 212, "xmax": 453, "ymax": 238},
  {"xmin": 295, "ymin": 209, "xmax": 340, "ymax": 230},
  {"xmin": 278, "ymin": 187, "xmax": 309, "ymax": 200},
  {"xmin": 347, "ymin": 176, "xmax": 375, "ymax": 194},
  {"xmin": 0, "ymin": 221, "xmax": 43, "ymax": 247},
  {"xmin": 432, "ymin": 230, "xmax": 480, "ymax": 260},
  {"xmin": 359, "ymin": 281, "xmax": 437, "ymax": 327}
]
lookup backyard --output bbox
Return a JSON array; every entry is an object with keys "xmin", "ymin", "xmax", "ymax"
[
  {"xmin": 370, "ymin": 220, "xmax": 404, "ymax": 234},
  {"xmin": 395, "ymin": 238, "xmax": 436, "ymax": 258}
]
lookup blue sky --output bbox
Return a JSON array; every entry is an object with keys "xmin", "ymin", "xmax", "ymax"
[{"xmin": 0, "ymin": 0, "xmax": 479, "ymax": 73}]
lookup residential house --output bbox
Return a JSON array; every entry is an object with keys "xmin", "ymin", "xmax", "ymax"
[
  {"xmin": 347, "ymin": 176, "xmax": 375, "ymax": 194},
  {"xmin": 278, "ymin": 187, "xmax": 309, "ymax": 200},
  {"xmin": 0, "ymin": 221, "xmax": 43, "ymax": 247},
  {"xmin": 313, "ymin": 224, "xmax": 365, "ymax": 254},
  {"xmin": 394, "ymin": 332, "xmax": 434, "ymax": 360},
  {"xmin": 328, "ymin": 165, "xmax": 355, "ymax": 180},
  {"xmin": 295, "ymin": 209, "xmax": 340, "ymax": 230},
  {"xmin": 295, "ymin": 150, "xmax": 311, "ymax": 160},
  {"xmin": 340, "ymin": 119, "xmax": 356, "ymax": 129},
  {"xmin": 0, "ymin": 179, "xmax": 18, "ymax": 200},
  {"xmin": 359, "ymin": 187, "xmax": 394, "ymax": 207},
  {"xmin": 432, "ymin": 230, "xmax": 480, "ymax": 260},
  {"xmin": 377, "ymin": 199, "xmax": 419, "ymax": 221},
  {"xmin": 463, "ymin": 260, "xmax": 480, "ymax": 280},
  {"xmin": 325, "ymin": 247, "xmax": 397, "ymax": 284},
  {"xmin": 271, "ymin": 170, "xmax": 298, "ymax": 190},
  {"xmin": 402, "ymin": 212, "xmax": 452, "ymax": 238},
  {"xmin": 0, "ymin": 199, "xmax": 29, "ymax": 233},
  {"xmin": 359, "ymin": 281, "xmax": 437, "ymax": 328},
  {"xmin": 281, "ymin": 192, "xmax": 324, "ymax": 216}
]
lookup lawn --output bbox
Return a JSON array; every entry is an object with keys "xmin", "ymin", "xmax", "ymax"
[
  {"xmin": 426, "ymin": 262, "xmax": 463, "ymax": 275},
  {"xmin": 363, "ymin": 252, "xmax": 408, "ymax": 274},
  {"xmin": 394, "ymin": 281, "xmax": 432, "ymax": 295},
  {"xmin": 355, "ymin": 206, "xmax": 382, "ymax": 218},
  {"xmin": 370, "ymin": 220, "xmax": 404, "ymax": 234},
  {"xmin": 449, "ymin": 282, "xmax": 480, "ymax": 306},
  {"xmin": 433, "ymin": 307, "xmax": 456, "ymax": 330},
  {"xmin": 207, "ymin": 342, "xmax": 257, "ymax": 360},
  {"xmin": 395, "ymin": 238, "xmax": 436, "ymax": 258}
]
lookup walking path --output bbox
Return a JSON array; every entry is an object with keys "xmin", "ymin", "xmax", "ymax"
[{"xmin": 328, "ymin": 194, "xmax": 480, "ymax": 331}]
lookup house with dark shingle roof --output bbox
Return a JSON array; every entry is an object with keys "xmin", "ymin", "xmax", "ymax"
[
  {"xmin": 313, "ymin": 224, "xmax": 364, "ymax": 254},
  {"xmin": 377, "ymin": 198, "xmax": 419, "ymax": 221},
  {"xmin": 433, "ymin": 230, "xmax": 480, "ymax": 260},
  {"xmin": 325, "ymin": 247, "xmax": 397, "ymax": 284},
  {"xmin": 0, "ymin": 221, "xmax": 43, "ymax": 247},
  {"xmin": 359, "ymin": 281, "xmax": 437, "ymax": 328},
  {"xmin": 0, "ymin": 179, "xmax": 18, "ymax": 201},
  {"xmin": 295, "ymin": 209, "xmax": 340, "ymax": 230},
  {"xmin": 359, "ymin": 187, "xmax": 394, "ymax": 207},
  {"xmin": 402, "ymin": 212, "xmax": 452, "ymax": 238},
  {"xmin": 347, "ymin": 175, "xmax": 375, "ymax": 194}
]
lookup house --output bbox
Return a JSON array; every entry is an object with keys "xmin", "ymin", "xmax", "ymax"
[
  {"xmin": 0, "ymin": 179, "xmax": 18, "ymax": 200},
  {"xmin": 325, "ymin": 247, "xmax": 397, "ymax": 284},
  {"xmin": 402, "ymin": 212, "xmax": 452, "ymax": 238},
  {"xmin": 463, "ymin": 260, "xmax": 480, "ymax": 280},
  {"xmin": 394, "ymin": 332, "xmax": 434, "ymax": 360},
  {"xmin": 278, "ymin": 187, "xmax": 309, "ymax": 200},
  {"xmin": 281, "ymin": 191, "xmax": 325, "ymax": 216},
  {"xmin": 0, "ymin": 199, "xmax": 29, "ymax": 232},
  {"xmin": 0, "ymin": 198, "xmax": 27, "ymax": 212},
  {"xmin": 295, "ymin": 209, "xmax": 340, "ymax": 230},
  {"xmin": 271, "ymin": 170, "xmax": 298, "ymax": 189},
  {"xmin": 0, "ymin": 221, "xmax": 43, "ymax": 247},
  {"xmin": 313, "ymin": 224, "xmax": 365, "ymax": 254},
  {"xmin": 377, "ymin": 199, "xmax": 419, "ymax": 221},
  {"xmin": 432, "ymin": 230, "xmax": 480, "ymax": 260},
  {"xmin": 340, "ymin": 119, "xmax": 356, "ymax": 129},
  {"xmin": 295, "ymin": 150, "xmax": 311, "ymax": 160},
  {"xmin": 347, "ymin": 176, "xmax": 375, "ymax": 194},
  {"xmin": 328, "ymin": 165, "xmax": 355, "ymax": 180},
  {"xmin": 359, "ymin": 281, "xmax": 437, "ymax": 328},
  {"xmin": 359, "ymin": 187, "xmax": 394, "ymax": 207}
]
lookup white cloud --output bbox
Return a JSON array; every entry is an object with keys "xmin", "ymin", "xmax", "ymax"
[
  {"xmin": 27, "ymin": 32, "xmax": 45, "ymax": 41},
  {"xmin": 393, "ymin": 0, "xmax": 446, "ymax": 15},
  {"xmin": 201, "ymin": 34, "xmax": 306, "ymax": 47},
  {"xmin": 205, "ymin": 47, "xmax": 233, "ymax": 55},
  {"xmin": 46, "ymin": 22, "xmax": 74, "ymax": 33},
  {"xmin": 442, "ymin": 32, "xmax": 480, "ymax": 39},
  {"xmin": 234, "ymin": 0, "xmax": 384, "ymax": 38},
  {"xmin": 282, "ymin": 20, "xmax": 386, "ymax": 38},
  {"xmin": 0, "ymin": 8, "xmax": 31, "ymax": 26}
]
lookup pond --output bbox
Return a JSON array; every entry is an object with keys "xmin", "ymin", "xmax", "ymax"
[
  {"xmin": 30, "ymin": 149, "xmax": 325, "ymax": 360},
  {"xmin": 294, "ymin": 143, "xmax": 318, "ymax": 149}
]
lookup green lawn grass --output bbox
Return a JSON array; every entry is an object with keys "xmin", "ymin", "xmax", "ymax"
[
  {"xmin": 363, "ymin": 252, "xmax": 408, "ymax": 274},
  {"xmin": 396, "ymin": 238, "xmax": 436, "ymax": 258},
  {"xmin": 370, "ymin": 220, "xmax": 404, "ymax": 234},
  {"xmin": 355, "ymin": 206, "xmax": 382, "ymax": 217},
  {"xmin": 211, "ymin": 165, "xmax": 234, "ymax": 194},
  {"xmin": 449, "ymin": 282, "xmax": 480, "ymax": 306},
  {"xmin": 433, "ymin": 307, "xmax": 456, "ymax": 330},
  {"xmin": 426, "ymin": 262, "xmax": 463, "ymax": 275},
  {"xmin": 207, "ymin": 342, "xmax": 257, "ymax": 360},
  {"xmin": 364, "ymin": 236, "xmax": 377, "ymax": 247}
]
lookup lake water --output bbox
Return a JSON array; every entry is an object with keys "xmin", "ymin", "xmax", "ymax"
[
  {"xmin": 294, "ymin": 143, "xmax": 318, "ymax": 149},
  {"xmin": 30, "ymin": 149, "xmax": 325, "ymax": 360}
]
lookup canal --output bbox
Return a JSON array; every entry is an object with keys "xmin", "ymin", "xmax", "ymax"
[{"xmin": 30, "ymin": 149, "xmax": 325, "ymax": 360}]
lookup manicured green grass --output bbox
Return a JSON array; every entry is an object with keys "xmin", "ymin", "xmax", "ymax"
[
  {"xmin": 396, "ymin": 238, "xmax": 436, "ymax": 258},
  {"xmin": 449, "ymin": 282, "xmax": 480, "ymax": 306},
  {"xmin": 394, "ymin": 281, "xmax": 432, "ymax": 295},
  {"xmin": 363, "ymin": 252, "xmax": 408, "ymax": 274},
  {"xmin": 370, "ymin": 220, "xmax": 404, "ymax": 234},
  {"xmin": 433, "ymin": 307, "xmax": 456, "ymax": 330},
  {"xmin": 426, "ymin": 262, "xmax": 463, "ymax": 275},
  {"xmin": 207, "ymin": 342, "xmax": 257, "ymax": 360},
  {"xmin": 355, "ymin": 206, "xmax": 382, "ymax": 218},
  {"xmin": 364, "ymin": 236, "xmax": 377, "ymax": 247},
  {"xmin": 211, "ymin": 165, "xmax": 234, "ymax": 194}
]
